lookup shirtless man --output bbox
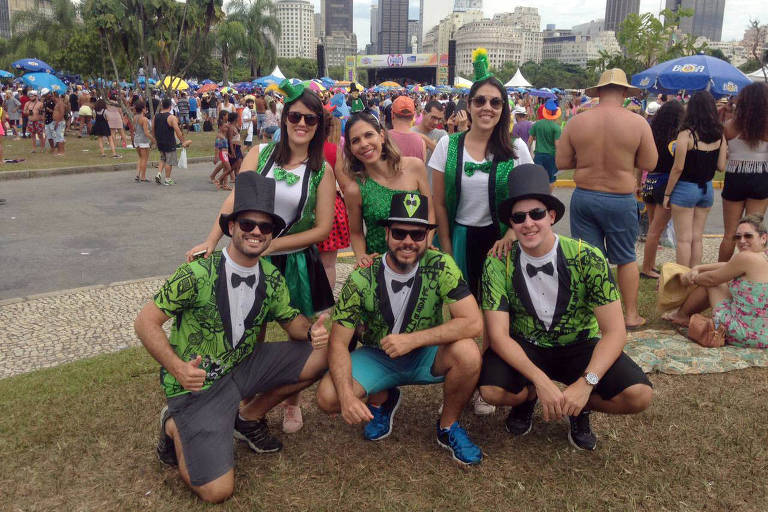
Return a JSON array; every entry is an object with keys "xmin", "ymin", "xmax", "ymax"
[
  {"xmin": 78, "ymin": 88, "xmax": 91, "ymax": 136},
  {"xmin": 24, "ymin": 91, "xmax": 45, "ymax": 152},
  {"xmin": 53, "ymin": 94, "xmax": 67, "ymax": 155},
  {"xmin": 555, "ymin": 69, "xmax": 658, "ymax": 331}
]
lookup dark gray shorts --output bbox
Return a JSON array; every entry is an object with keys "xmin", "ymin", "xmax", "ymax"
[
  {"xmin": 160, "ymin": 149, "xmax": 178, "ymax": 166},
  {"xmin": 166, "ymin": 341, "xmax": 313, "ymax": 486}
]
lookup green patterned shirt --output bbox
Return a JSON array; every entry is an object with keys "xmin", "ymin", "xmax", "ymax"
[
  {"xmin": 481, "ymin": 236, "xmax": 619, "ymax": 348},
  {"xmin": 153, "ymin": 251, "xmax": 299, "ymax": 397},
  {"xmin": 332, "ymin": 250, "xmax": 471, "ymax": 348}
]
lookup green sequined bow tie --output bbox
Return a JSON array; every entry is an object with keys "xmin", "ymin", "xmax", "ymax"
[
  {"xmin": 274, "ymin": 167, "xmax": 300, "ymax": 186},
  {"xmin": 464, "ymin": 161, "xmax": 493, "ymax": 177}
]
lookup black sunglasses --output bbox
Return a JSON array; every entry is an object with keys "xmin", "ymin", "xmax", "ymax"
[
  {"xmin": 471, "ymin": 95, "xmax": 504, "ymax": 110},
  {"xmin": 732, "ymin": 233, "xmax": 756, "ymax": 241},
  {"xmin": 510, "ymin": 207, "xmax": 548, "ymax": 225},
  {"xmin": 390, "ymin": 227, "xmax": 428, "ymax": 242},
  {"xmin": 237, "ymin": 218, "xmax": 275, "ymax": 235},
  {"xmin": 286, "ymin": 111, "xmax": 320, "ymax": 126}
]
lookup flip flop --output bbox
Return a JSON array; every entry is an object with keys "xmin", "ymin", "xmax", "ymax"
[
  {"xmin": 625, "ymin": 319, "xmax": 647, "ymax": 331},
  {"xmin": 640, "ymin": 272, "xmax": 659, "ymax": 280}
]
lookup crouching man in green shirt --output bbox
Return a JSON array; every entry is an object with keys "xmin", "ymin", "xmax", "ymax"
[
  {"xmin": 134, "ymin": 173, "xmax": 328, "ymax": 503},
  {"xmin": 316, "ymin": 193, "xmax": 485, "ymax": 465},
  {"xmin": 478, "ymin": 164, "xmax": 652, "ymax": 451}
]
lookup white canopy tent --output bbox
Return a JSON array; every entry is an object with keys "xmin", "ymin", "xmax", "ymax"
[
  {"xmin": 504, "ymin": 69, "xmax": 532, "ymax": 88},
  {"xmin": 270, "ymin": 66, "xmax": 286, "ymax": 79},
  {"xmin": 747, "ymin": 66, "xmax": 767, "ymax": 82},
  {"xmin": 453, "ymin": 76, "xmax": 473, "ymax": 87}
]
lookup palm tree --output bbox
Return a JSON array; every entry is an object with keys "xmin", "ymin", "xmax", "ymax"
[
  {"xmin": 227, "ymin": 0, "xmax": 281, "ymax": 78},
  {"xmin": 5, "ymin": 0, "xmax": 79, "ymax": 68},
  {"xmin": 215, "ymin": 19, "xmax": 246, "ymax": 83}
]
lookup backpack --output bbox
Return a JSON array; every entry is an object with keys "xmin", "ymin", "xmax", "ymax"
[{"xmin": 203, "ymin": 119, "xmax": 213, "ymax": 132}]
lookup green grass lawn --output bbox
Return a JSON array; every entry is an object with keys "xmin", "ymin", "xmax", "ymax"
[
  {"xmin": 2, "ymin": 279, "xmax": 766, "ymax": 510},
  {"xmin": 0, "ymin": 130, "xmax": 216, "ymax": 172}
]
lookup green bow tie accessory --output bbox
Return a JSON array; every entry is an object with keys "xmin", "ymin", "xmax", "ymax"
[
  {"xmin": 274, "ymin": 167, "xmax": 300, "ymax": 186},
  {"xmin": 463, "ymin": 160, "xmax": 493, "ymax": 177}
]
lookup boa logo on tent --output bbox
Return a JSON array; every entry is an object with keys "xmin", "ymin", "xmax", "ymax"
[
  {"xmin": 387, "ymin": 54, "xmax": 405, "ymax": 67},
  {"xmin": 639, "ymin": 77, "xmax": 650, "ymax": 86},
  {"xmin": 672, "ymin": 64, "xmax": 705, "ymax": 73},
  {"xmin": 723, "ymin": 81, "xmax": 738, "ymax": 93}
]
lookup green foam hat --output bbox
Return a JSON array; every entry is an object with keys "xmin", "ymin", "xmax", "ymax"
[
  {"xmin": 278, "ymin": 79, "xmax": 305, "ymax": 104},
  {"xmin": 472, "ymin": 47, "xmax": 493, "ymax": 82}
]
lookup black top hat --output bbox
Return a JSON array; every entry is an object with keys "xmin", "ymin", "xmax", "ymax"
[
  {"xmin": 498, "ymin": 164, "xmax": 566, "ymax": 226},
  {"xmin": 218, "ymin": 172, "xmax": 286, "ymax": 237},
  {"xmin": 377, "ymin": 192, "xmax": 438, "ymax": 229}
]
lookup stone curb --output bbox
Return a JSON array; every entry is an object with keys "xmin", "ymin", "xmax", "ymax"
[
  {"xmin": 0, "ymin": 275, "xmax": 167, "ymax": 305},
  {"xmin": 0, "ymin": 157, "xmax": 213, "ymax": 181}
]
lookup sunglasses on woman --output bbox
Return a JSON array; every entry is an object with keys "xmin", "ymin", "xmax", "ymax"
[
  {"xmin": 510, "ymin": 207, "xmax": 548, "ymax": 225},
  {"xmin": 390, "ymin": 227, "xmax": 428, "ymax": 242},
  {"xmin": 732, "ymin": 233, "xmax": 756, "ymax": 241},
  {"xmin": 471, "ymin": 95, "xmax": 504, "ymax": 110},
  {"xmin": 286, "ymin": 111, "xmax": 320, "ymax": 126},
  {"xmin": 237, "ymin": 218, "xmax": 275, "ymax": 235}
]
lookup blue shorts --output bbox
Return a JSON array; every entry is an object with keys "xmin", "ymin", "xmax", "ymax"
[
  {"xmin": 669, "ymin": 180, "xmax": 713, "ymax": 208},
  {"xmin": 534, "ymin": 153, "xmax": 558, "ymax": 183},
  {"xmin": 351, "ymin": 346, "xmax": 444, "ymax": 395},
  {"xmin": 570, "ymin": 188, "xmax": 639, "ymax": 265}
]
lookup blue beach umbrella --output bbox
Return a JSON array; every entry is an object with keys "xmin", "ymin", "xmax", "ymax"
[
  {"xmin": 632, "ymin": 54, "xmax": 751, "ymax": 97},
  {"xmin": 0, "ymin": 70, "xmax": 13, "ymax": 78},
  {"xmin": 12, "ymin": 58, "xmax": 54, "ymax": 73},
  {"xmin": 21, "ymin": 72, "xmax": 67, "ymax": 92}
]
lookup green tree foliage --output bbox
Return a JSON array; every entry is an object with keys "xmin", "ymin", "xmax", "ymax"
[
  {"xmin": 487, "ymin": 60, "xmax": 589, "ymax": 89},
  {"xmin": 277, "ymin": 58, "xmax": 318, "ymax": 80},
  {"xmin": 214, "ymin": 19, "xmax": 246, "ymax": 83},
  {"xmin": 227, "ymin": 0, "xmax": 281, "ymax": 78},
  {"xmin": 705, "ymin": 48, "xmax": 729, "ymax": 62},
  {"xmin": 326, "ymin": 65, "xmax": 345, "ymax": 81},
  {"xmin": 2, "ymin": 0, "xmax": 79, "ymax": 70}
]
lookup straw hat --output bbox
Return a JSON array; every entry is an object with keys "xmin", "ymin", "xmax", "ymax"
[
  {"xmin": 656, "ymin": 262, "xmax": 695, "ymax": 313},
  {"xmin": 585, "ymin": 68, "xmax": 641, "ymax": 98}
]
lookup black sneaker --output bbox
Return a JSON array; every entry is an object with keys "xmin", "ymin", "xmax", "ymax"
[
  {"xmin": 234, "ymin": 416, "xmax": 283, "ymax": 453},
  {"xmin": 505, "ymin": 399, "xmax": 536, "ymax": 436},
  {"xmin": 568, "ymin": 411, "xmax": 597, "ymax": 451},
  {"xmin": 156, "ymin": 406, "xmax": 178, "ymax": 467}
]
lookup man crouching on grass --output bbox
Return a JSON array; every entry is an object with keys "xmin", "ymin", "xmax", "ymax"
[
  {"xmin": 134, "ymin": 173, "xmax": 328, "ymax": 503},
  {"xmin": 316, "ymin": 193, "xmax": 485, "ymax": 466}
]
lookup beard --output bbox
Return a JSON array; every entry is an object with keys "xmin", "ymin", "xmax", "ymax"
[
  {"xmin": 231, "ymin": 231, "xmax": 269, "ymax": 260},
  {"xmin": 387, "ymin": 243, "xmax": 426, "ymax": 272}
]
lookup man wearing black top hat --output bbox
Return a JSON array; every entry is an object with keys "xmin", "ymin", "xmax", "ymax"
[
  {"xmin": 477, "ymin": 164, "xmax": 652, "ymax": 451},
  {"xmin": 316, "ymin": 192, "xmax": 485, "ymax": 466},
  {"xmin": 134, "ymin": 172, "xmax": 329, "ymax": 503}
]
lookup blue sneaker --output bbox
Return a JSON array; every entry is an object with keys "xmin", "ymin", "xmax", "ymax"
[
  {"xmin": 363, "ymin": 387, "xmax": 401, "ymax": 441},
  {"xmin": 436, "ymin": 421, "xmax": 483, "ymax": 465}
]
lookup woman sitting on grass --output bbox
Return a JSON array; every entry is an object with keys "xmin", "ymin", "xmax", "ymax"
[{"xmin": 663, "ymin": 214, "xmax": 768, "ymax": 348}]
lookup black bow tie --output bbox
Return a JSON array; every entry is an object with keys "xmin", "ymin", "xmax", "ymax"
[
  {"xmin": 391, "ymin": 277, "xmax": 414, "ymax": 293},
  {"xmin": 231, "ymin": 273, "xmax": 256, "ymax": 289},
  {"xmin": 526, "ymin": 262, "xmax": 554, "ymax": 278}
]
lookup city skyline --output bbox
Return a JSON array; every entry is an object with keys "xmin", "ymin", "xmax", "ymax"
[{"xmin": 305, "ymin": 0, "xmax": 760, "ymax": 51}]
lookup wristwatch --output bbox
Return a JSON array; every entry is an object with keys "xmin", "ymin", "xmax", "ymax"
[{"xmin": 583, "ymin": 371, "xmax": 599, "ymax": 386}]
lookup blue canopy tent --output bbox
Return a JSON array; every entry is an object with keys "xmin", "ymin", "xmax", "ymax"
[
  {"xmin": 12, "ymin": 58, "xmax": 54, "ymax": 73},
  {"xmin": 0, "ymin": 70, "xmax": 13, "ymax": 78},
  {"xmin": 254, "ymin": 75, "xmax": 282, "ymax": 87},
  {"xmin": 527, "ymin": 88, "xmax": 556, "ymax": 99},
  {"xmin": 21, "ymin": 72, "xmax": 67, "ymax": 93},
  {"xmin": 632, "ymin": 54, "xmax": 752, "ymax": 97}
]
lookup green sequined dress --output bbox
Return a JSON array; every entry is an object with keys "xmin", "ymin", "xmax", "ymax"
[{"xmin": 357, "ymin": 177, "xmax": 417, "ymax": 254}]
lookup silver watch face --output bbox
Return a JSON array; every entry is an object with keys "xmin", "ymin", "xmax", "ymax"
[{"xmin": 585, "ymin": 372, "xmax": 599, "ymax": 386}]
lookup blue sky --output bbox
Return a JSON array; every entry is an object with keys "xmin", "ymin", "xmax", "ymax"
[{"xmin": 307, "ymin": 0, "xmax": 761, "ymax": 51}]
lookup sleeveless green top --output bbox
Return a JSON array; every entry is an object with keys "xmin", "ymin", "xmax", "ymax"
[{"xmin": 357, "ymin": 177, "xmax": 417, "ymax": 255}]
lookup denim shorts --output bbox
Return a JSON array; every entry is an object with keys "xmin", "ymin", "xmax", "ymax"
[
  {"xmin": 570, "ymin": 187, "xmax": 639, "ymax": 265},
  {"xmin": 533, "ymin": 153, "xmax": 558, "ymax": 183},
  {"xmin": 351, "ymin": 346, "xmax": 444, "ymax": 395},
  {"xmin": 669, "ymin": 180, "xmax": 713, "ymax": 208}
]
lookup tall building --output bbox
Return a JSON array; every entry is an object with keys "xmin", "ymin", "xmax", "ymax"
[
  {"xmin": 407, "ymin": 19, "xmax": 420, "ymax": 53},
  {"xmin": 324, "ymin": 0, "xmax": 352, "ymax": 35},
  {"xmin": 1, "ymin": 0, "xmax": 54, "ymax": 38},
  {"xmin": 370, "ymin": 2, "xmax": 379, "ymax": 48},
  {"xmin": 377, "ymin": 0, "xmax": 409, "ymax": 53},
  {"xmin": 665, "ymin": 0, "xmax": 726, "ymax": 42},
  {"xmin": 275, "ymin": 0, "xmax": 315, "ymax": 59},
  {"xmin": 422, "ymin": 9, "xmax": 483, "ymax": 55},
  {"xmin": 325, "ymin": 31, "xmax": 357, "ymax": 68},
  {"xmin": 452, "ymin": 0, "xmax": 481, "ymax": 12},
  {"xmin": 315, "ymin": 12, "xmax": 324, "ymax": 40},
  {"xmin": 572, "ymin": 18, "xmax": 604, "ymax": 36},
  {"xmin": 543, "ymin": 31, "xmax": 620, "ymax": 67},
  {"xmin": 604, "ymin": 0, "xmax": 639, "ymax": 32},
  {"xmin": 420, "ymin": 0, "xmax": 453, "ymax": 43}
]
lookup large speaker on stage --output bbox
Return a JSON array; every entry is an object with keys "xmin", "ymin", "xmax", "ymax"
[
  {"xmin": 448, "ymin": 40, "xmax": 456, "ymax": 87},
  {"xmin": 316, "ymin": 44, "xmax": 326, "ymax": 77}
]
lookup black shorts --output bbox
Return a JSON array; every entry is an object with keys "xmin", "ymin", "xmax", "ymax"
[
  {"xmin": 642, "ymin": 172, "xmax": 669, "ymax": 205},
  {"xmin": 166, "ymin": 341, "xmax": 312, "ymax": 486},
  {"xmin": 479, "ymin": 339, "xmax": 651, "ymax": 401},
  {"xmin": 721, "ymin": 172, "xmax": 768, "ymax": 202}
]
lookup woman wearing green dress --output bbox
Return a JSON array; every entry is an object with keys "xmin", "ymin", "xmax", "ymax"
[{"xmin": 340, "ymin": 110, "xmax": 433, "ymax": 267}]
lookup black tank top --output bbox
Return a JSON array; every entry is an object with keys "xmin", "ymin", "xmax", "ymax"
[
  {"xmin": 679, "ymin": 134, "xmax": 720, "ymax": 185},
  {"xmin": 154, "ymin": 112, "xmax": 175, "ymax": 152},
  {"xmin": 652, "ymin": 140, "xmax": 675, "ymax": 174}
]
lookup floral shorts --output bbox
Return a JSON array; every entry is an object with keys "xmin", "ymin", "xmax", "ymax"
[{"xmin": 28, "ymin": 120, "xmax": 44, "ymax": 135}]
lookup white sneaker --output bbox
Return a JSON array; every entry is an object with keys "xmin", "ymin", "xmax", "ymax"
[
  {"xmin": 282, "ymin": 404, "xmax": 303, "ymax": 434},
  {"xmin": 472, "ymin": 389, "xmax": 496, "ymax": 416}
]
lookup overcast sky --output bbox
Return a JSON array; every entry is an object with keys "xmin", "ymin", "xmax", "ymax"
[{"xmin": 307, "ymin": 0, "xmax": 762, "ymax": 51}]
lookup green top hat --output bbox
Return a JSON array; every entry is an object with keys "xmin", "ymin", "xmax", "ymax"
[
  {"xmin": 278, "ymin": 79, "xmax": 305, "ymax": 104},
  {"xmin": 472, "ymin": 47, "xmax": 493, "ymax": 82}
]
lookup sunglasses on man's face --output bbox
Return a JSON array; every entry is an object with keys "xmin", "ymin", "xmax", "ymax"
[
  {"xmin": 732, "ymin": 232, "xmax": 756, "ymax": 241},
  {"xmin": 286, "ymin": 111, "xmax": 320, "ymax": 126},
  {"xmin": 510, "ymin": 207, "xmax": 548, "ymax": 225},
  {"xmin": 390, "ymin": 227, "xmax": 428, "ymax": 242},
  {"xmin": 471, "ymin": 95, "xmax": 504, "ymax": 110},
  {"xmin": 237, "ymin": 218, "xmax": 275, "ymax": 235}
]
